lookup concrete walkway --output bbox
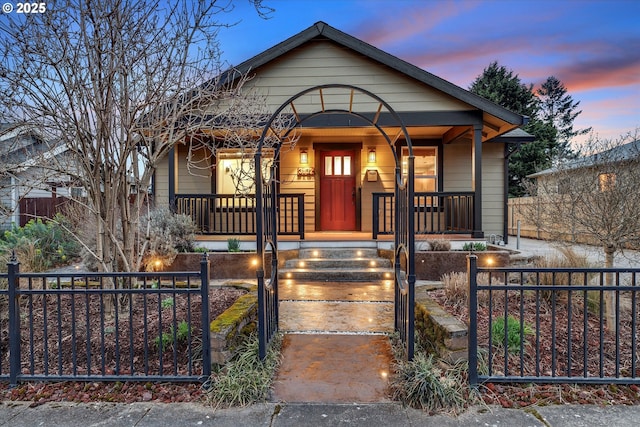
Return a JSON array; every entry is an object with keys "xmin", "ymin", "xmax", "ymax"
[
  {"xmin": 3, "ymin": 401, "xmax": 640, "ymax": 426},
  {"xmin": 274, "ymin": 280, "xmax": 395, "ymax": 403}
]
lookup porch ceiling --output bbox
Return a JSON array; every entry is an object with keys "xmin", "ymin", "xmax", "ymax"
[{"xmin": 297, "ymin": 126, "xmax": 451, "ymax": 140}]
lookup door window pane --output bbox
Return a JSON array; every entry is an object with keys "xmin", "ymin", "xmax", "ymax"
[
  {"xmin": 334, "ymin": 156, "xmax": 342, "ymax": 175},
  {"xmin": 325, "ymin": 156, "xmax": 332, "ymax": 175},
  {"xmin": 344, "ymin": 156, "xmax": 351, "ymax": 175}
]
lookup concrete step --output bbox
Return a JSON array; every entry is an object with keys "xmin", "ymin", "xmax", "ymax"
[
  {"xmin": 279, "ymin": 300, "xmax": 394, "ymax": 334},
  {"xmin": 298, "ymin": 248, "xmax": 379, "ymax": 260},
  {"xmin": 281, "ymin": 247, "xmax": 393, "ymax": 282},
  {"xmin": 280, "ymin": 268, "xmax": 393, "ymax": 282},
  {"xmin": 278, "ymin": 281, "xmax": 394, "ymax": 303},
  {"xmin": 283, "ymin": 258, "xmax": 391, "ymax": 270}
]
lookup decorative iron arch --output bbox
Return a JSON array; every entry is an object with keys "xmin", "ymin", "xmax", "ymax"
[{"xmin": 254, "ymin": 84, "xmax": 416, "ymax": 360}]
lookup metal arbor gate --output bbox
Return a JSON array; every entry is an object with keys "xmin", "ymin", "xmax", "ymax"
[{"xmin": 255, "ymin": 84, "xmax": 416, "ymax": 360}]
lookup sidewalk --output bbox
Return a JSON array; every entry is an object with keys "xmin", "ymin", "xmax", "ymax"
[{"xmin": 2, "ymin": 400, "xmax": 640, "ymax": 426}]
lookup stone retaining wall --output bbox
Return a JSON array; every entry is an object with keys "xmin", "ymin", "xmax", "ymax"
[
  {"xmin": 415, "ymin": 292, "xmax": 468, "ymax": 363},
  {"xmin": 209, "ymin": 291, "xmax": 258, "ymax": 365}
]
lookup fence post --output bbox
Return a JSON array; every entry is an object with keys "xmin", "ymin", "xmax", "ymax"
[
  {"xmin": 200, "ymin": 253, "xmax": 211, "ymax": 379},
  {"xmin": 467, "ymin": 254, "xmax": 478, "ymax": 387},
  {"xmin": 7, "ymin": 252, "xmax": 20, "ymax": 387}
]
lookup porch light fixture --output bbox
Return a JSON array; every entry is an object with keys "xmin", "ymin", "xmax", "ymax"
[
  {"xmin": 299, "ymin": 148, "xmax": 308, "ymax": 164},
  {"xmin": 368, "ymin": 148, "xmax": 376, "ymax": 163}
]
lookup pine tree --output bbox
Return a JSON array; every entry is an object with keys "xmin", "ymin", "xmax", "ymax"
[
  {"xmin": 468, "ymin": 61, "xmax": 538, "ymax": 117},
  {"xmin": 469, "ymin": 62, "xmax": 552, "ymax": 196},
  {"xmin": 537, "ymin": 76, "xmax": 591, "ymax": 159}
]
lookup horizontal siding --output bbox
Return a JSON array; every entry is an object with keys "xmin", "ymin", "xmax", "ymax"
[
  {"xmin": 443, "ymin": 142, "xmax": 471, "ymax": 191},
  {"xmin": 280, "ymin": 147, "xmax": 316, "ymax": 231},
  {"xmin": 443, "ymin": 141, "xmax": 505, "ymax": 237},
  {"xmin": 176, "ymin": 145, "xmax": 211, "ymax": 194},
  {"xmin": 240, "ymin": 41, "xmax": 471, "ymax": 114},
  {"xmin": 155, "ymin": 154, "xmax": 169, "ymax": 206},
  {"xmin": 481, "ymin": 143, "xmax": 505, "ymax": 238}
]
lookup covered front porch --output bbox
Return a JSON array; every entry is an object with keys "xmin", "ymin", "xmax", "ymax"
[{"xmin": 175, "ymin": 190, "xmax": 478, "ymax": 242}]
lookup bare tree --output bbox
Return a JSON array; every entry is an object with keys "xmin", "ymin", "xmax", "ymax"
[
  {"xmin": 0, "ymin": 0, "xmax": 288, "ymax": 274},
  {"xmin": 527, "ymin": 129, "xmax": 640, "ymax": 330}
]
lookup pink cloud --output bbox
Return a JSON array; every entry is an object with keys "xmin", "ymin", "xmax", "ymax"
[{"xmin": 352, "ymin": 1, "xmax": 479, "ymax": 48}]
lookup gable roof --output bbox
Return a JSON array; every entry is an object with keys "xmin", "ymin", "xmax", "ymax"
[
  {"xmin": 529, "ymin": 139, "xmax": 640, "ymax": 178},
  {"xmin": 219, "ymin": 21, "xmax": 527, "ymax": 127},
  {"xmin": 0, "ymin": 123, "xmax": 68, "ymax": 171}
]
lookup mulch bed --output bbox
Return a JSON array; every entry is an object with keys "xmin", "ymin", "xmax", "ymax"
[
  {"xmin": 429, "ymin": 288, "xmax": 640, "ymax": 407},
  {"xmin": 0, "ymin": 287, "xmax": 246, "ymax": 406},
  {"xmin": 3, "ymin": 283, "xmax": 639, "ymax": 408}
]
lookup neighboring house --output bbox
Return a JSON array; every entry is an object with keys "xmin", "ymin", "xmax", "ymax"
[
  {"xmin": 508, "ymin": 138, "xmax": 640, "ymax": 243},
  {"xmin": 155, "ymin": 22, "xmax": 532, "ymax": 242},
  {"xmin": 0, "ymin": 123, "xmax": 78, "ymax": 229}
]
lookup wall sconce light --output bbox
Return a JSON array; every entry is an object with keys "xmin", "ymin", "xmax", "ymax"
[
  {"xmin": 299, "ymin": 148, "xmax": 308, "ymax": 164},
  {"xmin": 368, "ymin": 148, "xmax": 376, "ymax": 163}
]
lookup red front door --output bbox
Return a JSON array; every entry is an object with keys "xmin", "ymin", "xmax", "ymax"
[{"xmin": 320, "ymin": 150, "xmax": 356, "ymax": 231}]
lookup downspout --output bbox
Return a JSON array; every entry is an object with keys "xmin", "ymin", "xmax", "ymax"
[{"xmin": 503, "ymin": 142, "xmax": 522, "ymax": 245}]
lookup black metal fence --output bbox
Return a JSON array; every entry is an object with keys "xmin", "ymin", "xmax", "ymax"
[
  {"xmin": 0, "ymin": 255, "xmax": 211, "ymax": 387},
  {"xmin": 175, "ymin": 193, "xmax": 305, "ymax": 238},
  {"xmin": 467, "ymin": 255, "xmax": 640, "ymax": 386},
  {"xmin": 373, "ymin": 192, "xmax": 474, "ymax": 238}
]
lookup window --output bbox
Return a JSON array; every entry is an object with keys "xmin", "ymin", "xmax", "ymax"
[
  {"xmin": 598, "ymin": 172, "xmax": 616, "ymax": 192},
  {"xmin": 402, "ymin": 147, "xmax": 437, "ymax": 192},
  {"xmin": 557, "ymin": 177, "xmax": 571, "ymax": 194},
  {"xmin": 216, "ymin": 149, "xmax": 273, "ymax": 202},
  {"xmin": 324, "ymin": 155, "xmax": 352, "ymax": 176}
]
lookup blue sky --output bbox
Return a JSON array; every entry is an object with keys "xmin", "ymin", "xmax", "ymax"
[{"xmin": 217, "ymin": 0, "xmax": 639, "ymax": 145}]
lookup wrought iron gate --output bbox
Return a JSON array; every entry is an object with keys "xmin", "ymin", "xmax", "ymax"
[
  {"xmin": 255, "ymin": 84, "xmax": 416, "ymax": 360},
  {"xmin": 255, "ymin": 162, "xmax": 279, "ymax": 360}
]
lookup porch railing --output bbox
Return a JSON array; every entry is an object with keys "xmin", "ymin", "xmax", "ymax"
[
  {"xmin": 175, "ymin": 193, "xmax": 305, "ymax": 239},
  {"xmin": 372, "ymin": 192, "xmax": 474, "ymax": 238},
  {"xmin": 1, "ymin": 255, "xmax": 211, "ymax": 386},
  {"xmin": 467, "ymin": 255, "xmax": 640, "ymax": 386}
]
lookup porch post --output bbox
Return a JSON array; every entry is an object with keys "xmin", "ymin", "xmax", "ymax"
[
  {"xmin": 472, "ymin": 124, "xmax": 483, "ymax": 238},
  {"xmin": 168, "ymin": 146, "xmax": 176, "ymax": 212}
]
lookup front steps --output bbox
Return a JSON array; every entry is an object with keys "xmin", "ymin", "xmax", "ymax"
[
  {"xmin": 278, "ymin": 247, "xmax": 394, "ymax": 335},
  {"xmin": 279, "ymin": 248, "xmax": 394, "ymax": 282}
]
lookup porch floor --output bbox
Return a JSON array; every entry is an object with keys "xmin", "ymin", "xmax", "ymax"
[
  {"xmin": 196, "ymin": 231, "xmax": 475, "ymax": 242},
  {"xmin": 196, "ymin": 232, "xmax": 477, "ymax": 251}
]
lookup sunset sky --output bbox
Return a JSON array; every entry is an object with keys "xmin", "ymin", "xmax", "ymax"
[{"xmin": 217, "ymin": 0, "xmax": 639, "ymax": 146}]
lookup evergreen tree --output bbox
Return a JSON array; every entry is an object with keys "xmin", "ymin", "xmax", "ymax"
[
  {"xmin": 537, "ymin": 76, "xmax": 591, "ymax": 159},
  {"xmin": 469, "ymin": 61, "xmax": 553, "ymax": 196},
  {"xmin": 468, "ymin": 61, "xmax": 539, "ymax": 117}
]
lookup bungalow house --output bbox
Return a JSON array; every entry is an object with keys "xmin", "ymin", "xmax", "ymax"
[
  {"xmin": 154, "ymin": 22, "xmax": 531, "ymax": 247},
  {"xmin": 508, "ymin": 138, "xmax": 640, "ymax": 244},
  {"xmin": 0, "ymin": 123, "xmax": 78, "ymax": 229}
]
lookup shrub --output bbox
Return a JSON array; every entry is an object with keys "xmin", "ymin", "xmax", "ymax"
[
  {"xmin": 390, "ymin": 351, "xmax": 468, "ymax": 414},
  {"xmin": 0, "ymin": 215, "xmax": 80, "ymax": 272},
  {"xmin": 426, "ymin": 239, "xmax": 451, "ymax": 251},
  {"xmin": 462, "ymin": 242, "xmax": 486, "ymax": 251},
  {"xmin": 142, "ymin": 208, "xmax": 197, "ymax": 271},
  {"xmin": 533, "ymin": 246, "xmax": 596, "ymax": 305},
  {"xmin": 441, "ymin": 272, "xmax": 468, "ymax": 309},
  {"xmin": 154, "ymin": 320, "xmax": 190, "ymax": 351},
  {"xmin": 227, "ymin": 238, "xmax": 241, "ymax": 252},
  {"xmin": 207, "ymin": 333, "xmax": 282, "ymax": 407},
  {"xmin": 491, "ymin": 315, "xmax": 533, "ymax": 353},
  {"xmin": 441, "ymin": 271, "xmax": 503, "ymax": 309}
]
